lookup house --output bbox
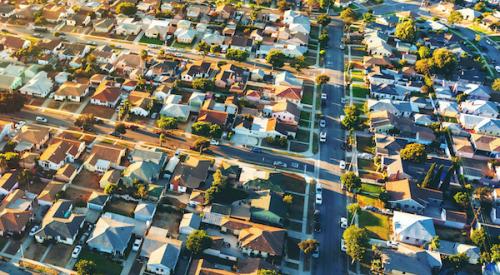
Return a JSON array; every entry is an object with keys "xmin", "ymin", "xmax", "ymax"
[
  {"xmin": 114, "ymin": 53, "xmax": 145, "ymax": 76},
  {"xmin": 86, "ymin": 214, "xmax": 135, "ymax": 256},
  {"xmin": 381, "ymin": 246, "xmax": 442, "ymax": 274},
  {"xmin": 238, "ymin": 222, "xmax": 286, "ymax": 258},
  {"xmin": 169, "ymin": 157, "xmax": 211, "ymax": 193},
  {"xmin": 438, "ymin": 240, "xmax": 480, "ymax": 264},
  {"xmin": 54, "ymin": 163, "xmax": 78, "ymax": 183},
  {"xmin": 146, "ymin": 238, "xmax": 181, "ymax": 275},
  {"xmin": 214, "ymin": 64, "xmax": 248, "ymax": 89},
  {"xmin": 129, "ymin": 148, "xmax": 168, "ymax": 168},
  {"xmin": 234, "ymin": 117, "xmax": 296, "ymax": 139},
  {"xmin": 128, "ymin": 91, "xmax": 153, "ymax": 117},
  {"xmin": 0, "ymin": 189, "xmax": 34, "ymax": 236},
  {"xmin": 0, "ymin": 4, "xmax": 15, "ymax": 18},
  {"xmin": 268, "ymin": 86, "xmax": 303, "ymax": 105},
  {"xmin": 37, "ymin": 181, "xmax": 66, "ymax": 206},
  {"xmin": 197, "ymin": 109, "xmax": 229, "ymax": 127},
  {"xmin": 201, "ymin": 32, "xmax": 225, "ymax": 46},
  {"xmin": 0, "ymin": 171, "xmax": 18, "ymax": 196},
  {"xmin": 470, "ymin": 134, "xmax": 500, "ymax": 158},
  {"xmin": 122, "ymin": 161, "xmax": 160, "ymax": 186},
  {"xmin": 92, "ymin": 45, "xmax": 117, "ymax": 64},
  {"xmin": 375, "ymin": 134, "xmax": 407, "ymax": 156},
  {"xmin": 452, "ymin": 136, "xmax": 475, "ymax": 159},
  {"xmin": 367, "ymin": 99, "xmax": 416, "ymax": 117},
  {"xmin": 87, "ymin": 192, "xmax": 109, "ymax": 212},
  {"xmin": 38, "ymin": 137, "xmax": 85, "ymax": 171},
  {"xmin": 134, "ymin": 202, "xmax": 156, "ymax": 223},
  {"xmin": 84, "ymin": 143, "xmax": 126, "ymax": 173},
  {"xmin": 263, "ymin": 101, "xmax": 300, "ymax": 125},
  {"xmin": 94, "ymin": 18, "xmax": 115, "ymax": 33},
  {"xmin": 476, "ymin": 118, "xmax": 500, "ymax": 136},
  {"xmin": 460, "ymin": 100, "xmax": 498, "ymax": 118},
  {"xmin": 1, "ymin": 36, "xmax": 30, "ymax": 53},
  {"xmin": 54, "ymin": 82, "xmax": 90, "ymax": 102},
  {"xmin": 160, "ymin": 103, "xmax": 190, "ymax": 122},
  {"xmin": 181, "ymin": 61, "xmax": 215, "ymax": 82},
  {"xmin": 393, "ymin": 211, "xmax": 436, "ymax": 246},
  {"xmin": 19, "ymin": 71, "xmax": 53, "ymax": 97},
  {"xmin": 99, "ymin": 169, "xmax": 121, "ymax": 189},
  {"xmin": 250, "ymin": 190, "xmax": 286, "ymax": 227},
  {"xmin": 439, "ymin": 209, "xmax": 468, "ymax": 229},
  {"xmin": 463, "ymin": 84, "xmax": 491, "ymax": 101},
  {"xmin": 179, "ymin": 213, "xmax": 201, "ymax": 235},
  {"xmin": 274, "ymin": 71, "xmax": 303, "ymax": 88},
  {"xmin": 457, "ymin": 8, "xmax": 481, "ymax": 21},
  {"xmin": 370, "ymin": 84, "xmax": 407, "ymax": 100},
  {"xmin": 115, "ymin": 21, "xmax": 142, "ymax": 36},
  {"xmin": 175, "ymin": 29, "xmax": 196, "ymax": 44},
  {"xmin": 13, "ymin": 126, "xmax": 50, "ymax": 152},
  {"xmin": 90, "ymin": 81, "xmax": 122, "ymax": 108},
  {"xmin": 35, "ymin": 200, "xmax": 85, "ymax": 245},
  {"xmin": 66, "ymin": 10, "xmax": 91, "ymax": 26},
  {"xmin": 385, "ymin": 179, "xmax": 443, "ymax": 214}
]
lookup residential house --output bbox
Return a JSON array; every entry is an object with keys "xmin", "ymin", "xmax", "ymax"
[
  {"xmin": 438, "ymin": 240, "xmax": 480, "ymax": 264},
  {"xmin": 0, "ymin": 171, "xmax": 18, "ymax": 196},
  {"xmin": 54, "ymin": 163, "xmax": 77, "ymax": 183},
  {"xmin": 92, "ymin": 45, "xmax": 117, "ymax": 64},
  {"xmin": 367, "ymin": 99, "xmax": 416, "ymax": 117},
  {"xmin": 35, "ymin": 200, "xmax": 85, "ymax": 245},
  {"xmin": 86, "ymin": 214, "xmax": 134, "ymax": 256},
  {"xmin": 169, "ymin": 156, "xmax": 211, "ymax": 193},
  {"xmin": 90, "ymin": 81, "xmax": 122, "ymax": 108},
  {"xmin": 463, "ymin": 84, "xmax": 491, "ymax": 101},
  {"xmin": 1, "ymin": 36, "xmax": 30, "ymax": 54},
  {"xmin": 370, "ymin": 84, "xmax": 408, "ymax": 100},
  {"xmin": 274, "ymin": 71, "xmax": 303, "ymax": 88},
  {"xmin": 99, "ymin": 169, "xmax": 121, "ymax": 189},
  {"xmin": 237, "ymin": 222, "xmax": 286, "ymax": 259},
  {"xmin": 128, "ymin": 91, "xmax": 153, "ymax": 117},
  {"xmin": 175, "ymin": 29, "xmax": 196, "ymax": 44},
  {"xmin": 266, "ymin": 86, "xmax": 303, "ymax": 105},
  {"xmin": 38, "ymin": 137, "xmax": 85, "ymax": 171},
  {"xmin": 114, "ymin": 53, "xmax": 145, "ymax": 76},
  {"xmin": 457, "ymin": 8, "xmax": 481, "ymax": 21},
  {"xmin": 181, "ymin": 61, "xmax": 215, "ymax": 82},
  {"xmin": 250, "ymin": 190, "xmax": 286, "ymax": 227},
  {"xmin": 234, "ymin": 117, "xmax": 296, "ymax": 139},
  {"xmin": 13, "ymin": 126, "xmax": 50, "ymax": 152},
  {"xmin": 141, "ymin": 227, "xmax": 182, "ymax": 275},
  {"xmin": 54, "ymin": 82, "xmax": 90, "ymax": 102},
  {"xmin": 0, "ymin": 189, "xmax": 35, "ymax": 236},
  {"xmin": 115, "ymin": 21, "xmax": 142, "ymax": 36},
  {"xmin": 19, "ymin": 71, "xmax": 53, "ymax": 97},
  {"xmin": 134, "ymin": 202, "xmax": 157, "ymax": 223},
  {"xmin": 94, "ymin": 18, "xmax": 115, "ymax": 33},
  {"xmin": 381, "ymin": 246, "xmax": 442, "ymax": 274},
  {"xmin": 460, "ymin": 100, "xmax": 498, "ymax": 118},
  {"xmin": 476, "ymin": 118, "xmax": 500, "ymax": 136},
  {"xmin": 263, "ymin": 100, "xmax": 300, "ymax": 125},
  {"xmin": 160, "ymin": 102, "xmax": 191, "ymax": 122},
  {"xmin": 179, "ymin": 213, "xmax": 201, "ymax": 235},
  {"xmin": 122, "ymin": 161, "xmax": 160, "ymax": 186},
  {"xmin": 452, "ymin": 136, "xmax": 475, "ymax": 159},
  {"xmin": 393, "ymin": 211, "xmax": 436, "ymax": 246},
  {"xmin": 214, "ymin": 64, "xmax": 248, "ymax": 90},
  {"xmin": 87, "ymin": 192, "xmax": 109, "ymax": 212},
  {"xmin": 84, "ymin": 143, "xmax": 126, "ymax": 173},
  {"xmin": 385, "ymin": 179, "xmax": 443, "ymax": 214},
  {"xmin": 37, "ymin": 181, "xmax": 66, "ymax": 206},
  {"xmin": 129, "ymin": 148, "xmax": 168, "ymax": 168},
  {"xmin": 470, "ymin": 134, "xmax": 500, "ymax": 158},
  {"xmin": 201, "ymin": 32, "xmax": 225, "ymax": 46}
]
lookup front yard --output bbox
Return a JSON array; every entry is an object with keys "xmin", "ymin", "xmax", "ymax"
[
  {"xmin": 301, "ymin": 85, "xmax": 314, "ymax": 105},
  {"xmin": 358, "ymin": 210, "xmax": 391, "ymax": 240},
  {"xmin": 76, "ymin": 248, "xmax": 123, "ymax": 275},
  {"xmin": 352, "ymin": 83, "xmax": 369, "ymax": 98}
]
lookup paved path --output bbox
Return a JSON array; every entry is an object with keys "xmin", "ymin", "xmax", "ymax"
[{"xmin": 120, "ymin": 250, "xmax": 138, "ymax": 275}]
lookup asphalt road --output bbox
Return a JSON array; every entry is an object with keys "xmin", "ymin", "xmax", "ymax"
[{"xmin": 313, "ymin": 19, "xmax": 348, "ymax": 275}]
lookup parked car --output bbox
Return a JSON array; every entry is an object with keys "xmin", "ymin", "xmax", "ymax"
[
  {"xmin": 35, "ymin": 116, "xmax": 47, "ymax": 123},
  {"xmin": 340, "ymin": 217, "xmax": 348, "ymax": 229},
  {"xmin": 314, "ymin": 221, "xmax": 321, "ymax": 232},
  {"xmin": 320, "ymin": 131, "xmax": 327, "ymax": 143},
  {"xmin": 341, "ymin": 239, "xmax": 347, "ymax": 252},
  {"xmin": 132, "ymin": 237, "xmax": 143, "ymax": 252},
  {"xmin": 273, "ymin": 161, "xmax": 287, "ymax": 168},
  {"xmin": 321, "ymin": 93, "xmax": 327, "ymax": 100},
  {"xmin": 313, "ymin": 210, "xmax": 320, "ymax": 222},
  {"xmin": 315, "ymin": 183, "xmax": 322, "ymax": 194},
  {"xmin": 29, "ymin": 225, "xmax": 40, "ymax": 236},
  {"xmin": 71, "ymin": 245, "xmax": 82, "ymax": 258},
  {"xmin": 339, "ymin": 160, "xmax": 346, "ymax": 170},
  {"xmin": 312, "ymin": 246, "xmax": 320, "ymax": 258},
  {"xmin": 387, "ymin": 241, "xmax": 399, "ymax": 249},
  {"xmin": 315, "ymin": 193, "xmax": 323, "ymax": 205},
  {"xmin": 251, "ymin": 147, "xmax": 262, "ymax": 153},
  {"xmin": 210, "ymin": 139, "xmax": 219, "ymax": 145},
  {"xmin": 319, "ymin": 119, "xmax": 326, "ymax": 128}
]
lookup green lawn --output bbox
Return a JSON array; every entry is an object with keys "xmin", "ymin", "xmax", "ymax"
[
  {"xmin": 76, "ymin": 249, "xmax": 123, "ymax": 275},
  {"xmin": 358, "ymin": 210, "xmax": 391, "ymax": 240},
  {"xmin": 171, "ymin": 40, "xmax": 194, "ymax": 49},
  {"xmin": 296, "ymin": 129, "xmax": 310, "ymax": 143},
  {"xmin": 358, "ymin": 159, "xmax": 377, "ymax": 172},
  {"xmin": 139, "ymin": 36, "xmax": 164, "ymax": 45},
  {"xmin": 357, "ymin": 194, "xmax": 385, "ymax": 209},
  {"xmin": 351, "ymin": 70, "xmax": 365, "ymax": 82},
  {"xmin": 300, "ymin": 111, "xmax": 311, "ymax": 121},
  {"xmin": 489, "ymin": 35, "xmax": 500, "ymax": 42},
  {"xmin": 352, "ymin": 84, "xmax": 369, "ymax": 98},
  {"xmin": 361, "ymin": 183, "xmax": 383, "ymax": 194},
  {"xmin": 301, "ymin": 86, "xmax": 314, "ymax": 105}
]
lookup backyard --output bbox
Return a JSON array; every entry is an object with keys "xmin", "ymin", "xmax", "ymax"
[
  {"xmin": 76, "ymin": 249, "xmax": 123, "ymax": 275},
  {"xmin": 104, "ymin": 198, "xmax": 138, "ymax": 217},
  {"xmin": 358, "ymin": 210, "xmax": 391, "ymax": 240}
]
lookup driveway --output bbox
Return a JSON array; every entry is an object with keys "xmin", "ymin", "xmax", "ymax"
[{"xmin": 230, "ymin": 134, "xmax": 258, "ymax": 146}]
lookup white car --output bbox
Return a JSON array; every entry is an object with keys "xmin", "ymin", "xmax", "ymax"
[
  {"xmin": 339, "ymin": 44, "xmax": 345, "ymax": 50},
  {"xmin": 315, "ymin": 183, "xmax": 322, "ymax": 194},
  {"xmin": 35, "ymin": 116, "xmax": 48, "ymax": 123},
  {"xmin": 340, "ymin": 217, "xmax": 348, "ymax": 229},
  {"xmin": 387, "ymin": 241, "xmax": 399, "ymax": 249},
  {"xmin": 341, "ymin": 239, "xmax": 347, "ymax": 252},
  {"xmin": 71, "ymin": 245, "xmax": 82, "ymax": 258},
  {"xmin": 496, "ymin": 65, "xmax": 500, "ymax": 73},
  {"xmin": 319, "ymin": 119, "xmax": 326, "ymax": 128},
  {"xmin": 15, "ymin": 120, "xmax": 26, "ymax": 129},
  {"xmin": 315, "ymin": 193, "xmax": 323, "ymax": 205},
  {"xmin": 132, "ymin": 238, "xmax": 143, "ymax": 252},
  {"xmin": 210, "ymin": 139, "xmax": 219, "ymax": 145},
  {"xmin": 321, "ymin": 93, "xmax": 327, "ymax": 100},
  {"xmin": 320, "ymin": 131, "xmax": 327, "ymax": 143},
  {"xmin": 273, "ymin": 161, "xmax": 287, "ymax": 168},
  {"xmin": 339, "ymin": 160, "xmax": 346, "ymax": 170},
  {"xmin": 29, "ymin": 225, "xmax": 40, "ymax": 236},
  {"xmin": 312, "ymin": 246, "xmax": 320, "ymax": 258}
]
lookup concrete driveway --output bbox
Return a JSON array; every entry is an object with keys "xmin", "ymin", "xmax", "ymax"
[{"xmin": 230, "ymin": 134, "xmax": 258, "ymax": 146}]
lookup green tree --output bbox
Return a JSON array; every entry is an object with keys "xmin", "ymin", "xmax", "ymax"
[
  {"xmin": 319, "ymin": 32, "xmax": 329, "ymax": 45},
  {"xmin": 257, "ymin": 270, "xmax": 279, "ymax": 275},
  {"xmin": 400, "ymin": 143, "xmax": 427, "ymax": 163},
  {"xmin": 470, "ymin": 228, "xmax": 486, "ymax": 247},
  {"xmin": 193, "ymin": 137, "xmax": 210, "ymax": 153},
  {"xmin": 432, "ymin": 48, "xmax": 457, "ymax": 75},
  {"xmin": 283, "ymin": 194, "xmax": 293, "ymax": 204},
  {"xmin": 292, "ymin": 55, "xmax": 307, "ymax": 71},
  {"xmin": 342, "ymin": 104, "xmax": 360, "ymax": 130},
  {"xmin": 156, "ymin": 117, "xmax": 178, "ymax": 130},
  {"xmin": 415, "ymin": 58, "xmax": 434, "ymax": 75},
  {"xmin": 104, "ymin": 183, "xmax": 118, "ymax": 195},
  {"xmin": 347, "ymin": 203, "xmax": 360, "ymax": 215},
  {"xmin": 186, "ymin": 230, "xmax": 212, "ymax": 255},
  {"xmin": 418, "ymin": 46, "xmax": 431, "ymax": 59},
  {"xmin": 192, "ymin": 78, "xmax": 213, "ymax": 91},
  {"xmin": 340, "ymin": 8, "xmax": 357, "ymax": 24},
  {"xmin": 266, "ymin": 49, "xmax": 286, "ymax": 69},
  {"xmin": 75, "ymin": 260, "xmax": 96, "ymax": 275},
  {"xmin": 191, "ymin": 122, "xmax": 212, "ymax": 137},
  {"xmin": 362, "ymin": 11, "xmax": 374, "ymax": 23},
  {"xmin": 341, "ymin": 172, "xmax": 361, "ymax": 192},
  {"xmin": 116, "ymin": 2, "xmax": 137, "ymax": 16},
  {"xmin": 453, "ymin": 191, "xmax": 469, "ymax": 208},
  {"xmin": 429, "ymin": 236, "xmax": 440, "ymax": 251},
  {"xmin": 421, "ymin": 163, "xmax": 436, "ymax": 188},
  {"xmin": 448, "ymin": 11, "xmax": 463, "ymax": 24},
  {"xmin": 114, "ymin": 123, "xmax": 126, "ymax": 135},
  {"xmin": 395, "ymin": 19, "xmax": 417, "ymax": 42},
  {"xmin": 225, "ymin": 49, "xmax": 249, "ymax": 62},
  {"xmin": 370, "ymin": 259, "xmax": 383, "ymax": 274},
  {"xmin": 491, "ymin": 244, "xmax": 500, "ymax": 262},
  {"xmin": 492, "ymin": 78, "xmax": 500, "ymax": 91},
  {"xmin": 0, "ymin": 93, "xmax": 25, "ymax": 113},
  {"xmin": 298, "ymin": 239, "xmax": 319, "ymax": 254},
  {"xmin": 316, "ymin": 74, "xmax": 330, "ymax": 85},
  {"xmin": 343, "ymin": 226, "xmax": 369, "ymax": 262},
  {"xmin": 210, "ymin": 45, "xmax": 221, "ymax": 54},
  {"xmin": 75, "ymin": 113, "xmax": 96, "ymax": 130},
  {"xmin": 195, "ymin": 41, "xmax": 210, "ymax": 54},
  {"xmin": 446, "ymin": 253, "xmax": 469, "ymax": 271},
  {"xmin": 474, "ymin": 1, "xmax": 485, "ymax": 11},
  {"xmin": 317, "ymin": 14, "xmax": 331, "ymax": 26}
]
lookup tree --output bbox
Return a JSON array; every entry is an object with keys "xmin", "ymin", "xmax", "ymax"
[
  {"xmin": 75, "ymin": 114, "xmax": 96, "ymax": 130},
  {"xmin": 370, "ymin": 259, "xmax": 383, "ymax": 274},
  {"xmin": 193, "ymin": 137, "xmax": 210, "ymax": 153},
  {"xmin": 315, "ymin": 74, "xmax": 330, "ymax": 85},
  {"xmin": 400, "ymin": 143, "xmax": 427, "ymax": 163},
  {"xmin": 0, "ymin": 93, "xmax": 25, "ymax": 113},
  {"xmin": 431, "ymin": 164, "xmax": 444, "ymax": 188},
  {"xmin": 319, "ymin": 32, "xmax": 329, "ymax": 45},
  {"xmin": 116, "ymin": 2, "xmax": 137, "ymax": 16},
  {"xmin": 470, "ymin": 228, "xmax": 486, "ymax": 247},
  {"xmin": 192, "ymin": 78, "xmax": 213, "ymax": 91},
  {"xmin": 277, "ymin": 0, "xmax": 288, "ymax": 10},
  {"xmin": 156, "ymin": 117, "xmax": 178, "ymax": 130},
  {"xmin": 186, "ymin": 230, "xmax": 211, "ymax": 255},
  {"xmin": 432, "ymin": 48, "xmax": 457, "ymax": 75},
  {"xmin": 429, "ymin": 236, "xmax": 440, "ymax": 251},
  {"xmin": 341, "ymin": 172, "xmax": 361, "ymax": 192},
  {"xmin": 266, "ymin": 49, "xmax": 286, "ymax": 69},
  {"xmin": 421, "ymin": 163, "xmax": 436, "ymax": 188},
  {"xmin": 191, "ymin": 122, "xmax": 212, "ymax": 137},
  {"xmin": 418, "ymin": 46, "xmax": 431, "ymax": 59},
  {"xmin": 210, "ymin": 45, "xmax": 221, "ymax": 54},
  {"xmin": 447, "ymin": 11, "xmax": 463, "ymax": 25},
  {"xmin": 114, "ymin": 123, "xmax": 126, "ymax": 135},
  {"xmin": 395, "ymin": 19, "xmax": 417, "ymax": 42},
  {"xmin": 340, "ymin": 8, "xmax": 357, "ymax": 24},
  {"xmin": 347, "ymin": 203, "xmax": 360, "ymax": 215},
  {"xmin": 298, "ymin": 239, "xmax": 319, "ymax": 255},
  {"xmin": 75, "ymin": 260, "xmax": 96, "ymax": 275},
  {"xmin": 492, "ymin": 78, "xmax": 500, "ymax": 91},
  {"xmin": 474, "ymin": 1, "xmax": 485, "ymax": 11},
  {"xmin": 343, "ymin": 226, "xmax": 369, "ymax": 262},
  {"xmin": 491, "ymin": 244, "xmax": 500, "ymax": 262},
  {"xmin": 292, "ymin": 55, "xmax": 307, "ymax": 71},
  {"xmin": 283, "ymin": 194, "xmax": 293, "ymax": 204},
  {"xmin": 453, "ymin": 191, "xmax": 469, "ymax": 208},
  {"xmin": 446, "ymin": 253, "xmax": 469, "ymax": 271},
  {"xmin": 225, "ymin": 49, "xmax": 249, "ymax": 62},
  {"xmin": 342, "ymin": 104, "xmax": 360, "ymax": 130},
  {"xmin": 317, "ymin": 14, "xmax": 331, "ymax": 26},
  {"xmin": 104, "ymin": 183, "xmax": 118, "ymax": 195},
  {"xmin": 195, "ymin": 41, "xmax": 210, "ymax": 54},
  {"xmin": 415, "ymin": 58, "xmax": 434, "ymax": 75},
  {"xmin": 363, "ymin": 11, "xmax": 375, "ymax": 23},
  {"xmin": 257, "ymin": 270, "xmax": 279, "ymax": 275}
]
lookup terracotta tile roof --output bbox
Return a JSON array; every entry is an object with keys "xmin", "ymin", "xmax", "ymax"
[
  {"xmin": 91, "ymin": 83, "xmax": 122, "ymax": 103},
  {"xmin": 198, "ymin": 109, "xmax": 228, "ymax": 125},
  {"xmin": 386, "ymin": 179, "xmax": 443, "ymax": 204},
  {"xmin": 0, "ymin": 189, "xmax": 33, "ymax": 234},
  {"xmin": 86, "ymin": 143, "xmax": 125, "ymax": 166},
  {"xmin": 274, "ymin": 86, "xmax": 302, "ymax": 101},
  {"xmin": 37, "ymin": 181, "xmax": 65, "ymax": 202},
  {"xmin": 1, "ymin": 36, "xmax": 26, "ymax": 50},
  {"xmin": 238, "ymin": 224, "xmax": 286, "ymax": 256},
  {"xmin": 55, "ymin": 82, "xmax": 89, "ymax": 97}
]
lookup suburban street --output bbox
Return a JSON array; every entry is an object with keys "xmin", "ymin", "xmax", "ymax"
[{"xmin": 313, "ymin": 19, "xmax": 348, "ymax": 275}]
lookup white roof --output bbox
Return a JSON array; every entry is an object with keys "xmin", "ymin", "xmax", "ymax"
[{"xmin": 393, "ymin": 211, "xmax": 435, "ymax": 242}]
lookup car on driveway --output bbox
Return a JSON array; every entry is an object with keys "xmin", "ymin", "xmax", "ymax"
[
  {"xmin": 132, "ymin": 237, "xmax": 143, "ymax": 252},
  {"xmin": 315, "ymin": 193, "xmax": 323, "ymax": 205},
  {"xmin": 339, "ymin": 160, "xmax": 346, "ymax": 170},
  {"xmin": 315, "ymin": 183, "xmax": 322, "ymax": 194},
  {"xmin": 35, "ymin": 116, "xmax": 48, "ymax": 123},
  {"xmin": 387, "ymin": 241, "xmax": 399, "ymax": 249},
  {"xmin": 340, "ymin": 217, "xmax": 348, "ymax": 229},
  {"xmin": 320, "ymin": 131, "xmax": 327, "ymax": 143},
  {"xmin": 341, "ymin": 239, "xmax": 347, "ymax": 252},
  {"xmin": 71, "ymin": 245, "xmax": 82, "ymax": 258},
  {"xmin": 29, "ymin": 225, "xmax": 40, "ymax": 236},
  {"xmin": 319, "ymin": 119, "xmax": 326, "ymax": 128}
]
